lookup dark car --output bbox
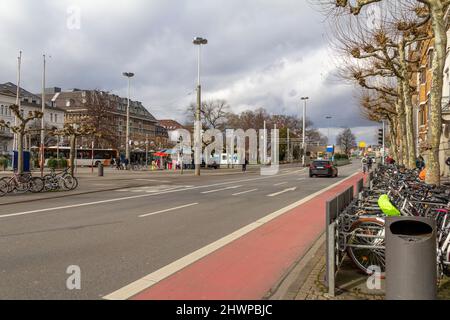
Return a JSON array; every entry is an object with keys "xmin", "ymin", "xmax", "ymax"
[{"xmin": 309, "ymin": 160, "xmax": 338, "ymax": 178}]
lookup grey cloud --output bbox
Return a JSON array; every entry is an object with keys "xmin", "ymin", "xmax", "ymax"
[{"xmin": 0, "ymin": 0, "xmax": 374, "ymax": 133}]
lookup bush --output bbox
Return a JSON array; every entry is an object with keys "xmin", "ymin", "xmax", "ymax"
[
  {"xmin": 0, "ymin": 157, "xmax": 8, "ymax": 170},
  {"xmin": 58, "ymin": 158, "xmax": 68, "ymax": 168},
  {"xmin": 48, "ymin": 157, "xmax": 68, "ymax": 169},
  {"xmin": 47, "ymin": 157, "xmax": 57, "ymax": 169},
  {"xmin": 334, "ymin": 153, "xmax": 349, "ymax": 160}
]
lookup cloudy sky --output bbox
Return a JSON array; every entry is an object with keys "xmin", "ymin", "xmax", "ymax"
[{"xmin": 0, "ymin": 0, "xmax": 380, "ymax": 144}]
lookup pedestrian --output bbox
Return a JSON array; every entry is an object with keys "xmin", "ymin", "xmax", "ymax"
[
  {"xmin": 416, "ymin": 156, "xmax": 425, "ymax": 170},
  {"xmin": 367, "ymin": 157, "xmax": 373, "ymax": 171},
  {"xmin": 361, "ymin": 155, "xmax": 368, "ymax": 174},
  {"xmin": 242, "ymin": 158, "xmax": 248, "ymax": 172}
]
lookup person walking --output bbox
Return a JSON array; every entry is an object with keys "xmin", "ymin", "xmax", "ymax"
[
  {"xmin": 361, "ymin": 155, "xmax": 368, "ymax": 174},
  {"xmin": 242, "ymin": 158, "xmax": 248, "ymax": 172}
]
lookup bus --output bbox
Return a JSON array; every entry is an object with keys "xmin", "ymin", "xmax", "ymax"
[{"xmin": 32, "ymin": 146, "xmax": 118, "ymax": 167}]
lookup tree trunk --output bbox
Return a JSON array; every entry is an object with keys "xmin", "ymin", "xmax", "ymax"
[
  {"xmin": 396, "ymin": 93, "xmax": 408, "ymax": 166},
  {"xmin": 69, "ymin": 134, "xmax": 76, "ymax": 177},
  {"xmin": 426, "ymin": 1, "xmax": 446, "ymax": 185},
  {"xmin": 389, "ymin": 117, "xmax": 398, "ymax": 162},
  {"xmin": 17, "ymin": 131, "xmax": 24, "ymax": 174},
  {"xmin": 398, "ymin": 43, "xmax": 417, "ymax": 169}
]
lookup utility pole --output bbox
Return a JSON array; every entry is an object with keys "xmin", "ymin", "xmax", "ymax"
[
  {"xmin": 145, "ymin": 134, "xmax": 149, "ymax": 170},
  {"xmin": 287, "ymin": 128, "xmax": 290, "ymax": 163},
  {"xmin": 193, "ymin": 37, "xmax": 207, "ymax": 176},
  {"xmin": 13, "ymin": 51, "xmax": 22, "ymax": 152},
  {"xmin": 301, "ymin": 97, "xmax": 309, "ymax": 167},
  {"xmin": 263, "ymin": 120, "xmax": 267, "ymax": 164},
  {"xmin": 122, "ymin": 72, "xmax": 134, "ymax": 169},
  {"xmin": 40, "ymin": 54, "xmax": 46, "ymax": 177}
]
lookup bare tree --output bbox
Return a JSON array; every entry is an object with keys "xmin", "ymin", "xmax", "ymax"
[
  {"xmin": 336, "ymin": 127, "xmax": 357, "ymax": 155},
  {"xmin": 327, "ymin": 0, "xmax": 449, "ymax": 185},
  {"xmin": 50, "ymin": 124, "xmax": 96, "ymax": 176},
  {"xmin": 0, "ymin": 105, "xmax": 43, "ymax": 174}
]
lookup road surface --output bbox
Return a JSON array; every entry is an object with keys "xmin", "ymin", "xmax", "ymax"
[{"xmin": 0, "ymin": 163, "xmax": 360, "ymax": 299}]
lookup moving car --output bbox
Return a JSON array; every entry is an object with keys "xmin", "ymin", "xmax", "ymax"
[{"xmin": 309, "ymin": 160, "xmax": 338, "ymax": 178}]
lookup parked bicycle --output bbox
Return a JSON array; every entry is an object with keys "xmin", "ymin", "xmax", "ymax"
[
  {"xmin": 339, "ymin": 164, "xmax": 450, "ymax": 282},
  {"xmin": 0, "ymin": 172, "xmax": 44, "ymax": 196},
  {"xmin": 43, "ymin": 168, "xmax": 78, "ymax": 191}
]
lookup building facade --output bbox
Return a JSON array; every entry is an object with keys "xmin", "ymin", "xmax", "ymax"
[
  {"xmin": 45, "ymin": 88, "xmax": 168, "ymax": 153},
  {"xmin": 0, "ymin": 82, "xmax": 65, "ymax": 155}
]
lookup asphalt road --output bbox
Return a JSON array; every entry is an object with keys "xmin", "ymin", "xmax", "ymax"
[{"xmin": 0, "ymin": 162, "xmax": 360, "ymax": 299}]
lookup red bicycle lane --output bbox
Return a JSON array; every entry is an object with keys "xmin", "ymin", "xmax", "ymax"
[{"xmin": 132, "ymin": 172, "xmax": 364, "ymax": 300}]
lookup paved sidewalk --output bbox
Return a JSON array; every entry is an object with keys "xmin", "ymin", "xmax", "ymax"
[{"xmin": 272, "ymin": 234, "xmax": 450, "ymax": 300}]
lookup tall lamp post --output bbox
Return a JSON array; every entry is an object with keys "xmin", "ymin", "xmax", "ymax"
[
  {"xmin": 325, "ymin": 116, "xmax": 333, "ymax": 143},
  {"xmin": 122, "ymin": 72, "xmax": 134, "ymax": 169},
  {"xmin": 301, "ymin": 97, "xmax": 309, "ymax": 167},
  {"xmin": 193, "ymin": 36, "xmax": 207, "ymax": 176},
  {"xmin": 40, "ymin": 54, "xmax": 46, "ymax": 177}
]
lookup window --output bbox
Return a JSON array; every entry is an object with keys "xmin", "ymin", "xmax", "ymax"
[
  {"xmin": 50, "ymin": 113, "xmax": 53, "ymax": 122},
  {"xmin": 54, "ymin": 114, "xmax": 58, "ymax": 123}
]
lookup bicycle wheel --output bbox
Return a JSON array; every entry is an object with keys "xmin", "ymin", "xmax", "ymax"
[
  {"xmin": 30, "ymin": 177, "xmax": 45, "ymax": 193},
  {"xmin": 347, "ymin": 217, "xmax": 386, "ymax": 276},
  {"xmin": 63, "ymin": 175, "xmax": 78, "ymax": 190},
  {"xmin": 14, "ymin": 179, "xmax": 30, "ymax": 193},
  {"xmin": 0, "ymin": 177, "xmax": 8, "ymax": 196}
]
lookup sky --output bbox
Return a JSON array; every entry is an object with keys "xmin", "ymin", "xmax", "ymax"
[{"xmin": 0, "ymin": 0, "xmax": 381, "ymax": 144}]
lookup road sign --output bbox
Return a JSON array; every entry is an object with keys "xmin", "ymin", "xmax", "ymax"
[{"xmin": 359, "ymin": 141, "xmax": 366, "ymax": 148}]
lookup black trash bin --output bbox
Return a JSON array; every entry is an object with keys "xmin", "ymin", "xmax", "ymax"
[
  {"xmin": 385, "ymin": 216, "xmax": 437, "ymax": 300},
  {"xmin": 98, "ymin": 163, "xmax": 104, "ymax": 177}
]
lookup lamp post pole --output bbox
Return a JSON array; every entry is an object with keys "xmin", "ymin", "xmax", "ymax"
[
  {"xmin": 301, "ymin": 97, "xmax": 309, "ymax": 167},
  {"xmin": 193, "ymin": 37, "xmax": 207, "ymax": 176},
  {"xmin": 122, "ymin": 72, "xmax": 134, "ymax": 170}
]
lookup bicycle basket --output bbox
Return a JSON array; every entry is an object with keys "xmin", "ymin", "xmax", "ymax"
[{"xmin": 378, "ymin": 194, "xmax": 401, "ymax": 217}]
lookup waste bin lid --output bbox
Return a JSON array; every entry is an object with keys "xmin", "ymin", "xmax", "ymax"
[{"xmin": 390, "ymin": 220, "xmax": 433, "ymax": 242}]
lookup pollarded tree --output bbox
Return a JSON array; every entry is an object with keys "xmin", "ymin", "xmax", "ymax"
[
  {"xmin": 329, "ymin": 0, "xmax": 449, "ymax": 185},
  {"xmin": 50, "ymin": 123, "xmax": 96, "ymax": 176},
  {"xmin": 0, "ymin": 104, "xmax": 43, "ymax": 174}
]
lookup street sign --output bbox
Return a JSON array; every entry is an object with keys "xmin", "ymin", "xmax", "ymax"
[{"xmin": 359, "ymin": 141, "xmax": 366, "ymax": 148}]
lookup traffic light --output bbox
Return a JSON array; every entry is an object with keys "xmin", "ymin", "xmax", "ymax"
[{"xmin": 378, "ymin": 129, "xmax": 383, "ymax": 146}]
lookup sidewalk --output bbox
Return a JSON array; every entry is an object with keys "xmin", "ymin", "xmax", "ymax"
[{"xmin": 273, "ymin": 227, "xmax": 450, "ymax": 301}]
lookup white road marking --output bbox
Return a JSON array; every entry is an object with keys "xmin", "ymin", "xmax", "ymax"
[
  {"xmin": 0, "ymin": 168, "xmax": 307, "ymax": 219},
  {"xmin": 274, "ymin": 182, "xmax": 288, "ymax": 186},
  {"xmin": 201, "ymin": 185, "xmax": 243, "ymax": 194},
  {"xmin": 134, "ymin": 179, "xmax": 170, "ymax": 183},
  {"xmin": 267, "ymin": 187, "xmax": 297, "ymax": 197},
  {"xmin": 138, "ymin": 203, "xmax": 199, "ymax": 218},
  {"xmin": 232, "ymin": 189, "xmax": 258, "ymax": 196},
  {"xmin": 103, "ymin": 171, "xmax": 360, "ymax": 300},
  {"xmin": 297, "ymin": 178, "xmax": 306, "ymax": 181}
]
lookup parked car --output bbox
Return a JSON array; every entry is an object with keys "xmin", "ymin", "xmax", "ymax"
[{"xmin": 309, "ymin": 160, "xmax": 338, "ymax": 178}]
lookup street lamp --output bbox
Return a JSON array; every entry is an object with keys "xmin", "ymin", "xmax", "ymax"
[
  {"xmin": 325, "ymin": 116, "xmax": 333, "ymax": 143},
  {"xmin": 178, "ymin": 135, "xmax": 184, "ymax": 175},
  {"xmin": 122, "ymin": 72, "xmax": 134, "ymax": 169},
  {"xmin": 301, "ymin": 97, "xmax": 309, "ymax": 167},
  {"xmin": 193, "ymin": 37, "xmax": 207, "ymax": 176}
]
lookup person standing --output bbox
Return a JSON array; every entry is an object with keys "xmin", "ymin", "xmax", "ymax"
[{"xmin": 416, "ymin": 156, "xmax": 425, "ymax": 170}]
